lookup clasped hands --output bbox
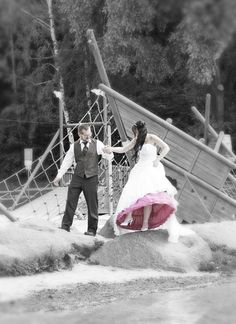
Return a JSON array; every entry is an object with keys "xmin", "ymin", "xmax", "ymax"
[
  {"xmin": 103, "ymin": 146, "xmax": 113, "ymax": 154},
  {"xmin": 53, "ymin": 175, "xmax": 61, "ymax": 187}
]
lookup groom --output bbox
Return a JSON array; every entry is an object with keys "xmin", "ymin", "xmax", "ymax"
[{"xmin": 53, "ymin": 123, "xmax": 112, "ymax": 236}]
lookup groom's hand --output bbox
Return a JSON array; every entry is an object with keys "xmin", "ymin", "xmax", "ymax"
[
  {"xmin": 53, "ymin": 176, "xmax": 61, "ymax": 187},
  {"xmin": 103, "ymin": 146, "xmax": 112, "ymax": 154}
]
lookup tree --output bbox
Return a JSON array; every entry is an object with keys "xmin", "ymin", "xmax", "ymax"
[
  {"xmin": 0, "ymin": 0, "xmax": 59, "ymax": 177},
  {"xmin": 1, "ymin": 0, "xmax": 236, "ymax": 179},
  {"xmin": 171, "ymin": 0, "xmax": 236, "ymax": 130},
  {"xmin": 103, "ymin": 0, "xmax": 184, "ymax": 84},
  {"xmin": 96, "ymin": 0, "xmax": 236, "ymax": 134},
  {"xmin": 58, "ymin": 0, "xmax": 106, "ymax": 112}
]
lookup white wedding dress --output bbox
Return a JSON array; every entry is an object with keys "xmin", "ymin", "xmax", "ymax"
[{"xmin": 113, "ymin": 144, "xmax": 194, "ymax": 242}]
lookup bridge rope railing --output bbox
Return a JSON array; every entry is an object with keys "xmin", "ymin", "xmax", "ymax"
[{"xmin": 0, "ymin": 91, "xmax": 131, "ymax": 223}]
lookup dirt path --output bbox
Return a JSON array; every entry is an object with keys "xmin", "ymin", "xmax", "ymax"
[{"xmin": 0, "ymin": 273, "xmax": 223, "ymax": 315}]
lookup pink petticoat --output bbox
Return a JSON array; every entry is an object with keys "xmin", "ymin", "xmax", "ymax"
[{"xmin": 116, "ymin": 192, "xmax": 177, "ymax": 231}]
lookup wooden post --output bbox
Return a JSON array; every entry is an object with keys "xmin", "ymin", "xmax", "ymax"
[
  {"xmin": 86, "ymin": 29, "xmax": 111, "ymax": 87},
  {"xmin": 59, "ymin": 97, "xmax": 64, "ymax": 167},
  {"xmin": 107, "ymin": 124, "xmax": 113, "ymax": 215},
  {"xmin": 191, "ymin": 106, "xmax": 236, "ymax": 161},
  {"xmin": 204, "ymin": 94, "xmax": 211, "ymax": 145},
  {"xmin": 86, "ymin": 29, "xmax": 128, "ymax": 144},
  {"xmin": 214, "ymin": 131, "xmax": 225, "ymax": 152},
  {"xmin": 103, "ymin": 95, "xmax": 108, "ymax": 143},
  {"xmin": 103, "ymin": 94, "xmax": 111, "ymax": 214}
]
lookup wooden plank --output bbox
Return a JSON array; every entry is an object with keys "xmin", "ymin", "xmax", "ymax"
[
  {"xmin": 117, "ymin": 100, "xmax": 167, "ymax": 137},
  {"xmin": 192, "ymin": 151, "xmax": 230, "ymax": 188},
  {"xmin": 96, "ymin": 83, "xmax": 236, "ymax": 224},
  {"xmin": 165, "ymin": 168, "xmax": 186, "ymax": 190},
  {"xmin": 177, "ymin": 191, "xmax": 210, "ymax": 223},
  {"xmin": 192, "ymin": 106, "xmax": 236, "ymax": 160},
  {"xmin": 212, "ymin": 198, "xmax": 236, "ymax": 221},
  {"xmin": 118, "ymin": 99, "xmax": 201, "ymax": 171},
  {"xmin": 100, "ymin": 83, "xmax": 236, "ymax": 168},
  {"xmin": 162, "ymin": 159, "xmax": 236, "ymax": 223},
  {"xmin": 121, "ymin": 108, "xmax": 231, "ymax": 189},
  {"xmin": 204, "ymin": 94, "xmax": 211, "ymax": 145},
  {"xmin": 165, "ymin": 132, "xmax": 200, "ymax": 171},
  {"xmin": 116, "ymin": 95, "xmax": 232, "ymax": 189},
  {"xmin": 214, "ymin": 131, "xmax": 224, "ymax": 152},
  {"xmin": 178, "ymin": 183, "xmax": 216, "ymax": 222},
  {"xmin": 163, "ymin": 159, "xmax": 236, "ymax": 206},
  {"xmin": 163, "ymin": 168, "xmax": 203, "ymax": 223},
  {"xmin": 86, "ymin": 30, "xmax": 128, "ymax": 144},
  {"xmin": 151, "ymin": 162, "xmax": 222, "ymax": 224},
  {"xmin": 0, "ymin": 202, "xmax": 17, "ymax": 222},
  {"xmin": 163, "ymin": 168, "xmax": 217, "ymax": 223}
]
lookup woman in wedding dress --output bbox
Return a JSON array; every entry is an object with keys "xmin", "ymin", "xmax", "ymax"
[{"xmin": 104, "ymin": 121, "xmax": 194, "ymax": 242}]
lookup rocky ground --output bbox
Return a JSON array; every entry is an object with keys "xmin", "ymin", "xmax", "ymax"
[{"xmin": 0, "ymin": 217, "xmax": 236, "ymax": 323}]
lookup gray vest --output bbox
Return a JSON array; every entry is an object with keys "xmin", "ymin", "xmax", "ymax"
[{"xmin": 74, "ymin": 139, "xmax": 99, "ymax": 178}]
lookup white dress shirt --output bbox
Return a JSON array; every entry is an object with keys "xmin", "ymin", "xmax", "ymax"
[{"xmin": 57, "ymin": 139, "xmax": 113, "ymax": 179}]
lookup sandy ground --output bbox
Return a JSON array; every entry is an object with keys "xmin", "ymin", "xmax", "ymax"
[
  {"xmin": 0, "ymin": 264, "xmax": 222, "ymax": 316},
  {"xmin": 1, "ymin": 273, "xmax": 235, "ymax": 324}
]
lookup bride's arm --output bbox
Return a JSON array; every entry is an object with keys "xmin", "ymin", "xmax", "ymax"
[
  {"xmin": 151, "ymin": 134, "xmax": 170, "ymax": 162},
  {"xmin": 104, "ymin": 138, "xmax": 136, "ymax": 154}
]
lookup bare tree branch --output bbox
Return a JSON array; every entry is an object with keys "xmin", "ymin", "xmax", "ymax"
[{"xmin": 21, "ymin": 8, "xmax": 50, "ymax": 30}]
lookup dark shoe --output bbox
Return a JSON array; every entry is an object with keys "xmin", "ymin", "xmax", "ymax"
[
  {"xmin": 84, "ymin": 231, "xmax": 96, "ymax": 237},
  {"xmin": 60, "ymin": 226, "xmax": 70, "ymax": 232}
]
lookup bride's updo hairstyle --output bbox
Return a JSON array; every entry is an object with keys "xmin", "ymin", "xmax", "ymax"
[{"xmin": 132, "ymin": 121, "xmax": 147, "ymax": 162}]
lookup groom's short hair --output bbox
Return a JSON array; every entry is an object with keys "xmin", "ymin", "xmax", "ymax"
[{"xmin": 78, "ymin": 123, "xmax": 90, "ymax": 133}]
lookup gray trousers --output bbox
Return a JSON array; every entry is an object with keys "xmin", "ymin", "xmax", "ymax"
[{"xmin": 61, "ymin": 174, "xmax": 98, "ymax": 233}]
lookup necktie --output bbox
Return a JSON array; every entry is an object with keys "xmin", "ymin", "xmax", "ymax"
[{"xmin": 82, "ymin": 141, "xmax": 88, "ymax": 155}]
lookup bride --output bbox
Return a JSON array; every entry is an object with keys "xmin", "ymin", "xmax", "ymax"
[{"xmin": 103, "ymin": 121, "xmax": 194, "ymax": 243}]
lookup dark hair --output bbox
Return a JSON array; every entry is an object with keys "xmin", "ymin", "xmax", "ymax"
[
  {"xmin": 166, "ymin": 176, "xmax": 179, "ymax": 190},
  {"xmin": 132, "ymin": 121, "xmax": 147, "ymax": 162}
]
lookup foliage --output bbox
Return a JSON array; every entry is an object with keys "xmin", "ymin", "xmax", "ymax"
[
  {"xmin": 220, "ymin": 33, "xmax": 236, "ymax": 149},
  {"xmin": 102, "ymin": 0, "xmax": 184, "ymax": 83},
  {"xmin": 0, "ymin": 0, "xmax": 236, "ymax": 179},
  {"xmin": 171, "ymin": 0, "xmax": 236, "ymax": 85},
  {"xmin": 58, "ymin": 0, "xmax": 107, "ymax": 120},
  {"xmin": 0, "ymin": 0, "xmax": 59, "ymax": 177},
  {"xmin": 59, "ymin": 0, "xmax": 105, "ymax": 46}
]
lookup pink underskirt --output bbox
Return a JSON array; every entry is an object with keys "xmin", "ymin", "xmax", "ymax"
[{"xmin": 116, "ymin": 192, "xmax": 177, "ymax": 231}]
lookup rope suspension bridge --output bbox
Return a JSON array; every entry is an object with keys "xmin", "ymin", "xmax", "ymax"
[{"xmin": 0, "ymin": 91, "xmax": 130, "ymax": 224}]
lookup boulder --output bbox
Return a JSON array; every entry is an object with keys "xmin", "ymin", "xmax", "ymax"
[
  {"xmin": 192, "ymin": 221, "xmax": 236, "ymax": 250},
  {"xmin": 98, "ymin": 217, "xmax": 115, "ymax": 238},
  {"xmin": 90, "ymin": 230, "xmax": 212, "ymax": 272},
  {"xmin": 0, "ymin": 218, "xmax": 104, "ymax": 276}
]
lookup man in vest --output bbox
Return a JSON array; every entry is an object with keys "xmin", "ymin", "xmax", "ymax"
[{"xmin": 53, "ymin": 124, "xmax": 113, "ymax": 236}]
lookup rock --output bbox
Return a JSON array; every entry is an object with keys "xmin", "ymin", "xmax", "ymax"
[
  {"xmin": 191, "ymin": 221, "xmax": 236, "ymax": 250},
  {"xmin": 90, "ymin": 230, "xmax": 212, "ymax": 272},
  {"xmin": 0, "ymin": 219, "xmax": 105, "ymax": 276},
  {"xmin": 98, "ymin": 217, "xmax": 115, "ymax": 238}
]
